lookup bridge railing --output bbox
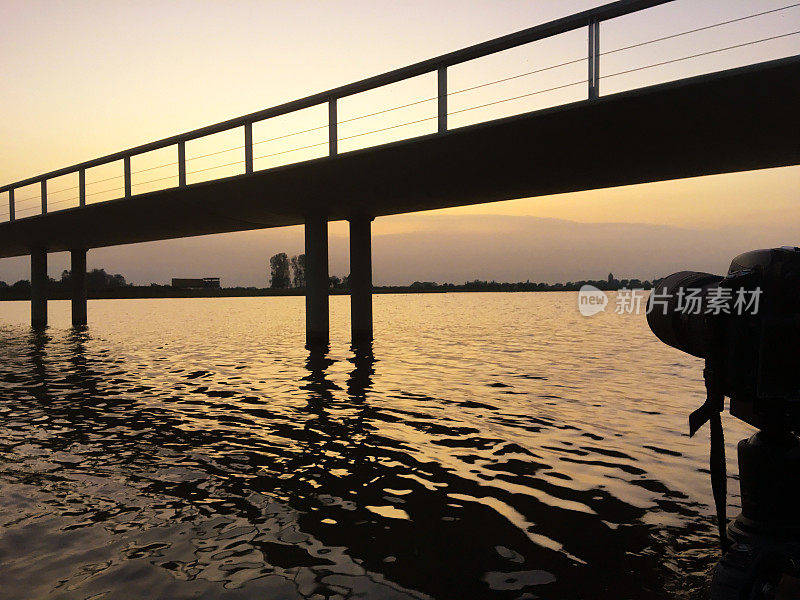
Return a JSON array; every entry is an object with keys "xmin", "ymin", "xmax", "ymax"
[{"xmin": 1, "ymin": 0, "xmax": 798, "ymax": 222}]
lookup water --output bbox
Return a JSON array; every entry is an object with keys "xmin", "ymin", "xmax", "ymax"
[{"xmin": 0, "ymin": 293, "xmax": 755, "ymax": 599}]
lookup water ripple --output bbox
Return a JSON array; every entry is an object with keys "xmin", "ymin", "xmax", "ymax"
[{"xmin": 0, "ymin": 294, "xmax": 756, "ymax": 599}]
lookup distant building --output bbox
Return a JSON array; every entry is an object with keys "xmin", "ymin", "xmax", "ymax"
[{"xmin": 171, "ymin": 277, "xmax": 221, "ymax": 290}]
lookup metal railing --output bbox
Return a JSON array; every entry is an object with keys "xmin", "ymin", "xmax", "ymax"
[{"xmin": 1, "ymin": 0, "xmax": 797, "ymax": 222}]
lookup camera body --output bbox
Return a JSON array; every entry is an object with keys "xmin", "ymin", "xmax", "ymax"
[{"xmin": 647, "ymin": 247, "xmax": 800, "ymax": 432}]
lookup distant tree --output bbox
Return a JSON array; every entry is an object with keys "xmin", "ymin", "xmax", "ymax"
[
  {"xmin": 0, "ymin": 280, "xmax": 7, "ymax": 288},
  {"xmin": 329, "ymin": 275, "xmax": 341, "ymax": 289},
  {"xmin": 83, "ymin": 268, "xmax": 128, "ymax": 290},
  {"xmin": 12, "ymin": 280, "xmax": 31, "ymax": 291},
  {"xmin": 269, "ymin": 253, "xmax": 290, "ymax": 289},
  {"xmin": 290, "ymin": 254, "xmax": 306, "ymax": 288},
  {"xmin": 87, "ymin": 269, "xmax": 110, "ymax": 289},
  {"xmin": 608, "ymin": 272, "xmax": 614, "ymax": 283}
]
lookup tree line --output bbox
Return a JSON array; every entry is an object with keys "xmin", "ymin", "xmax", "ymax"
[
  {"xmin": 405, "ymin": 276, "xmax": 654, "ymax": 293},
  {"xmin": 269, "ymin": 253, "xmax": 301, "ymax": 289},
  {"xmin": 268, "ymin": 254, "xmax": 656, "ymax": 292},
  {"xmin": 0, "ymin": 268, "xmax": 127, "ymax": 292},
  {"xmin": 269, "ymin": 252, "xmax": 353, "ymax": 290},
  {"xmin": 0, "ymin": 263, "xmax": 656, "ymax": 295}
]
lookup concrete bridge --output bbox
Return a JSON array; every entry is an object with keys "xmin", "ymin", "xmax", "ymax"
[{"xmin": 1, "ymin": 0, "xmax": 798, "ymax": 344}]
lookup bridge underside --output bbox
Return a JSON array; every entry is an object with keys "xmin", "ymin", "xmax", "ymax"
[{"xmin": 1, "ymin": 56, "xmax": 798, "ymax": 258}]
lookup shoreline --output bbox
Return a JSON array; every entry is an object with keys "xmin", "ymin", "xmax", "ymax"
[
  {"xmin": 0, "ymin": 287, "xmax": 570, "ymax": 301},
  {"xmin": 0, "ymin": 286, "xmax": 649, "ymax": 302}
]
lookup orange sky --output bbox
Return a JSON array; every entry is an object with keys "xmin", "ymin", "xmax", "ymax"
[{"xmin": 0, "ymin": 0, "xmax": 798, "ymax": 285}]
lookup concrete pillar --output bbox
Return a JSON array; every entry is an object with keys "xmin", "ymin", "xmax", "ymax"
[
  {"xmin": 349, "ymin": 216, "xmax": 373, "ymax": 343},
  {"xmin": 305, "ymin": 215, "xmax": 329, "ymax": 346},
  {"xmin": 30, "ymin": 249, "xmax": 47, "ymax": 328},
  {"xmin": 71, "ymin": 249, "xmax": 88, "ymax": 327}
]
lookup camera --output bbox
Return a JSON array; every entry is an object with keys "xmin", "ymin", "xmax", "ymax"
[
  {"xmin": 646, "ymin": 247, "xmax": 800, "ymax": 599},
  {"xmin": 647, "ymin": 247, "xmax": 800, "ymax": 432}
]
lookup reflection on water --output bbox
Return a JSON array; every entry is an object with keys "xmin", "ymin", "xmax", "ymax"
[{"xmin": 0, "ymin": 294, "xmax": 755, "ymax": 599}]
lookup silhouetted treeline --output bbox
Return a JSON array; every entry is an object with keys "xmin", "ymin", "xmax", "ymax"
[
  {"xmin": 406, "ymin": 276, "xmax": 653, "ymax": 292},
  {"xmin": 269, "ymin": 252, "xmax": 309, "ymax": 289},
  {"xmin": 63, "ymin": 268, "xmax": 128, "ymax": 289},
  {"xmin": 0, "ymin": 268, "xmax": 128, "ymax": 297},
  {"xmin": 264, "ymin": 253, "xmax": 654, "ymax": 292},
  {"xmin": 0, "ymin": 267, "xmax": 655, "ymax": 300}
]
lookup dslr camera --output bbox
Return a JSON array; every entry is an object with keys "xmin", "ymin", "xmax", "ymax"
[
  {"xmin": 646, "ymin": 247, "xmax": 800, "ymax": 599},
  {"xmin": 648, "ymin": 246, "xmax": 800, "ymax": 432}
]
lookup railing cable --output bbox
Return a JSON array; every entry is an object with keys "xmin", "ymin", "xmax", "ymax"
[{"xmin": 3, "ymin": 9, "xmax": 799, "ymax": 221}]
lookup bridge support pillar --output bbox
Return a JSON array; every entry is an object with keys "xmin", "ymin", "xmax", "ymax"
[
  {"xmin": 305, "ymin": 215, "xmax": 329, "ymax": 346},
  {"xmin": 349, "ymin": 216, "xmax": 373, "ymax": 343},
  {"xmin": 71, "ymin": 249, "xmax": 88, "ymax": 327},
  {"xmin": 30, "ymin": 249, "xmax": 47, "ymax": 328}
]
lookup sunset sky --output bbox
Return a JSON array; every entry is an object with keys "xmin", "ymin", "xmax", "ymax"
[{"xmin": 0, "ymin": 0, "xmax": 798, "ymax": 286}]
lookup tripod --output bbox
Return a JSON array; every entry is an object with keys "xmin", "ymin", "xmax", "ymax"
[{"xmin": 711, "ymin": 429, "xmax": 800, "ymax": 599}]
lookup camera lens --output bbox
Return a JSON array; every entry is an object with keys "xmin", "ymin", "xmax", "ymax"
[{"xmin": 646, "ymin": 271, "xmax": 724, "ymax": 358}]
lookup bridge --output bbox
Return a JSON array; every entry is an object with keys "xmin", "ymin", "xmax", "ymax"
[{"xmin": 1, "ymin": 0, "xmax": 798, "ymax": 343}]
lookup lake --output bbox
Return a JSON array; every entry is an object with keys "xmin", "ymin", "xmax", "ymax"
[{"xmin": 0, "ymin": 293, "xmax": 754, "ymax": 599}]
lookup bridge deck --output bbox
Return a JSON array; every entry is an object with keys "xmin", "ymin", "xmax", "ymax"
[{"xmin": 0, "ymin": 56, "xmax": 798, "ymax": 258}]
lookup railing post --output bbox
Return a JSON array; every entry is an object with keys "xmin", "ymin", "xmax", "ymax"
[
  {"xmin": 178, "ymin": 141, "xmax": 186, "ymax": 187},
  {"xmin": 124, "ymin": 156, "xmax": 131, "ymax": 198},
  {"xmin": 41, "ymin": 180, "xmax": 47, "ymax": 215},
  {"xmin": 329, "ymin": 99, "xmax": 338, "ymax": 156},
  {"xmin": 588, "ymin": 18, "xmax": 600, "ymax": 100},
  {"xmin": 79, "ymin": 169, "xmax": 86, "ymax": 206},
  {"xmin": 8, "ymin": 188, "xmax": 14, "ymax": 221},
  {"xmin": 438, "ymin": 66, "xmax": 447, "ymax": 133},
  {"xmin": 244, "ymin": 122, "xmax": 253, "ymax": 174}
]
